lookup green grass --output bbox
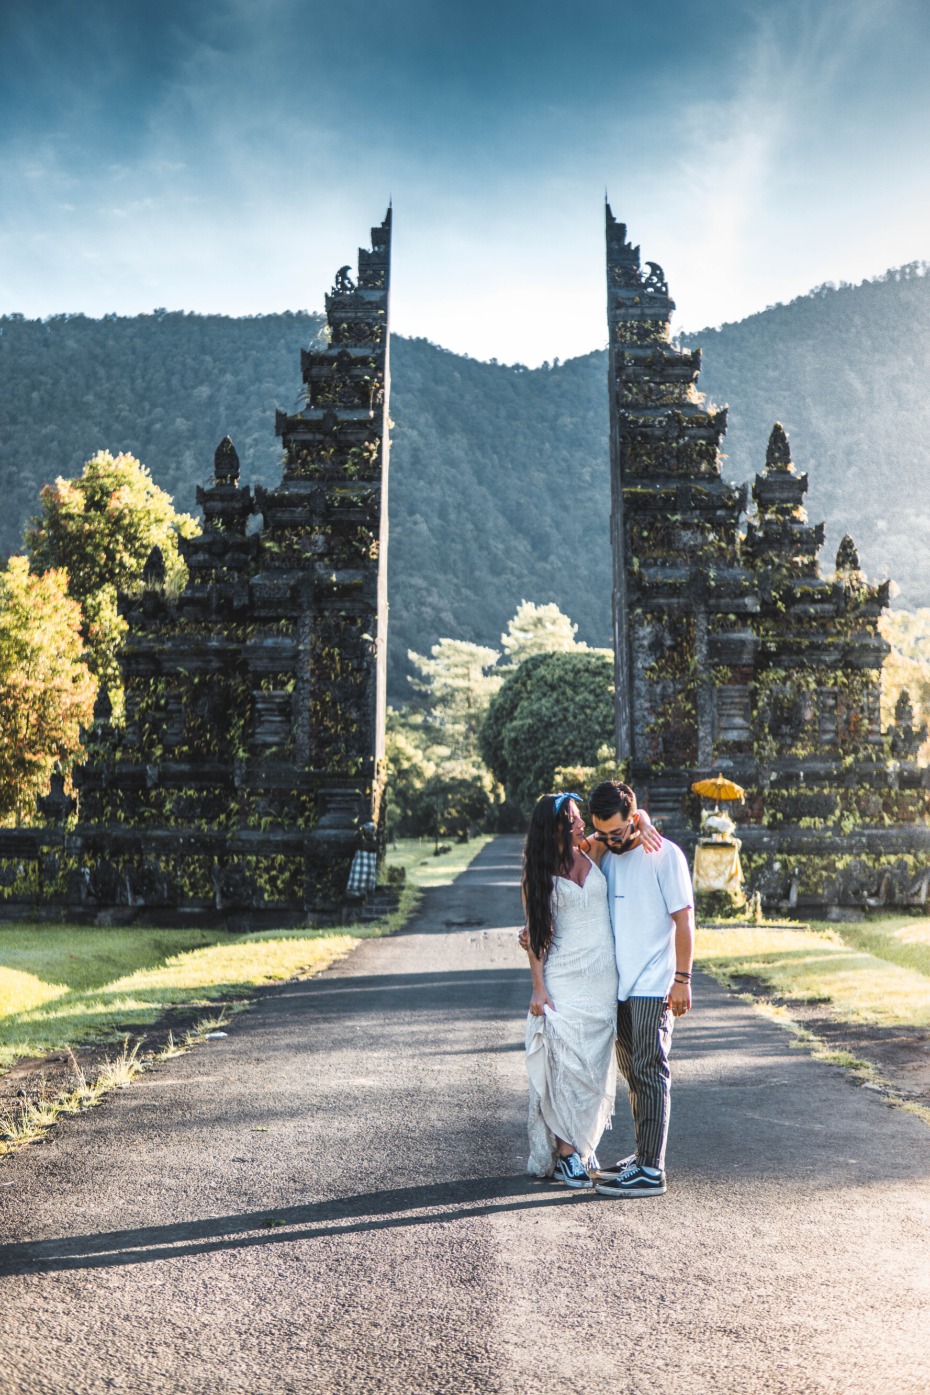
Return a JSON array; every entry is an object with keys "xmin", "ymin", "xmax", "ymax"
[
  {"xmin": 696, "ymin": 918, "xmax": 930, "ymax": 1128},
  {"xmin": 0, "ymin": 926, "xmax": 358, "ymax": 1069},
  {"xmin": 386, "ymin": 835, "xmax": 494, "ymax": 890},
  {"xmin": 0, "ymin": 835, "xmax": 492, "ymax": 1072},
  {"xmin": 811, "ymin": 914, "xmax": 930, "ymax": 981},
  {"xmin": 695, "ymin": 922, "xmax": 930, "ymax": 1028}
]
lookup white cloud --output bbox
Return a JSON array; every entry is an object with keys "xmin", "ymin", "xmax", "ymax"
[
  {"xmin": 653, "ymin": 0, "xmax": 922, "ymax": 332},
  {"xmin": 1, "ymin": 0, "xmax": 929, "ymax": 362}
]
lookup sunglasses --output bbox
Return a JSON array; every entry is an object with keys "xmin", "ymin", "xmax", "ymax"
[{"xmin": 592, "ymin": 818, "xmax": 636, "ymax": 843}]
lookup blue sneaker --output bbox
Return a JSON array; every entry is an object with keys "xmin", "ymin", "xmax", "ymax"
[
  {"xmin": 595, "ymin": 1163, "xmax": 666, "ymax": 1197},
  {"xmin": 553, "ymin": 1152, "xmax": 593, "ymax": 1190},
  {"xmin": 594, "ymin": 1152, "xmax": 637, "ymax": 1179}
]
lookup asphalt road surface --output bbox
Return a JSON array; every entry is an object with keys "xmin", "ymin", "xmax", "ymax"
[{"xmin": 1, "ymin": 837, "xmax": 929, "ymax": 1395}]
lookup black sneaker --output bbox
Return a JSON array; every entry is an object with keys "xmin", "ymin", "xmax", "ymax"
[
  {"xmin": 594, "ymin": 1152, "xmax": 637, "ymax": 1179},
  {"xmin": 595, "ymin": 1163, "xmax": 666, "ymax": 1197},
  {"xmin": 553, "ymin": 1152, "xmax": 594, "ymax": 1190}
]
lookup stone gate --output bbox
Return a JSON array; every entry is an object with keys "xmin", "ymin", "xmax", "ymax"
[
  {"xmin": 607, "ymin": 206, "xmax": 930, "ymax": 914},
  {"xmin": 0, "ymin": 211, "xmax": 392, "ymax": 924}
]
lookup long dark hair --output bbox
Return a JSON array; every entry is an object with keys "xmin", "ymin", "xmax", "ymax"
[{"xmin": 523, "ymin": 794, "xmax": 575, "ymax": 960}]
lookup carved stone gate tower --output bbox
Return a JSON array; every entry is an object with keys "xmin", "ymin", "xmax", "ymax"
[
  {"xmin": 0, "ymin": 211, "xmax": 392, "ymax": 923},
  {"xmin": 606, "ymin": 205, "xmax": 930, "ymax": 913},
  {"xmin": 606, "ymin": 205, "xmax": 747, "ymax": 820}
]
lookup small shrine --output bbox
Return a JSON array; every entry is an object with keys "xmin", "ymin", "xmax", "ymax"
[{"xmin": 691, "ymin": 774, "xmax": 746, "ymax": 913}]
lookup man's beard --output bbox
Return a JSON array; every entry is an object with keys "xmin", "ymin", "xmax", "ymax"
[{"xmin": 612, "ymin": 831, "xmax": 639, "ymax": 855}]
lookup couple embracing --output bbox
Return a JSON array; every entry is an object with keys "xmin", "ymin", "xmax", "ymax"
[{"xmin": 521, "ymin": 780, "xmax": 694, "ymax": 1197}]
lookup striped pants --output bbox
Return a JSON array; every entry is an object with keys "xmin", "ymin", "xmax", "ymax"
[{"xmin": 615, "ymin": 997, "xmax": 674, "ymax": 1171}]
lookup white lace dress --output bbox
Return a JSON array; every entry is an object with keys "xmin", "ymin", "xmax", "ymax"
[{"xmin": 525, "ymin": 856, "xmax": 619, "ymax": 1175}]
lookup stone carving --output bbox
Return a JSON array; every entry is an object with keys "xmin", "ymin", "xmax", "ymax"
[
  {"xmin": 889, "ymin": 688, "xmax": 928, "ymax": 760},
  {"xmin": 93, "ymin": 686, "xmax": 113, "ymax": 725},
  {"xmin": 214, "ymin": 435, "xmax": 240, "ymax": 484},
  {"xmin": 643, "ymin": 262, "xmax": 668, "ymax": 295},
  {"xmin": 332, "ymin": 265, "xmax": 356, "ymax": 295},
  {"xmin": 835, "ymin": 533, "xmax": 861, "ymax": 574},
  {"xmin": 142, "ymin": 546, "xmax": 166, "ymax": 589},
  {"xmin": 765, "ymin": 422, "xmax": 791, "ymax": 469},
  {"xmin": 37, "ymin": 763, "xmax": 75, "ymax": 824}
]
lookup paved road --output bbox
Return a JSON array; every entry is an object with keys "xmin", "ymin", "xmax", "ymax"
[{"xmin": 1, "ymin": 837, "xmax": 929, "ymax": 1395}]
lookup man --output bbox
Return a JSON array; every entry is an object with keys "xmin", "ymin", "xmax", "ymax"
[{"xmin": 587, "ymin": 779, "xmax": 694, "ymax": 1198}]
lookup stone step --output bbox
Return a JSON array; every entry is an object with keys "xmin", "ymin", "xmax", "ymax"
[
  {"xmin": 357, "ymin": 887, "xmax": 402, "ymax": 923},
  {"xmin": 647, "ymin": 780, "xmax": 690, "ymax": 824}
]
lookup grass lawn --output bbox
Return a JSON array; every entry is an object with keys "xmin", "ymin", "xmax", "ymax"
[
  {"xmin": 695, "ymin": 916, "xmax": 930, "ymax": 1029},
  {"xmin": 386, "ymin": 834, "xmax": 495, "ymax": 890},
  {"xmin": 822, "ymin": 915, "xmax": 930, "ymax": 981},
  {"xmin": 0, "ymin": 836, "xmax": 492, "ymax": 1072},
  {"xmin": 0, "ymin": 926, "xmax": 359, "ymax": 1070}
]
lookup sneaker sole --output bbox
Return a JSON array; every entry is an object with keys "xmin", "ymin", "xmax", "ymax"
[
  {"xmin": 554, "ymin": 1175, "xmax": 594, "ymax": 1190},
  {"xmin": 594, "ymin": 1181, "xmax": 666, "ymax": 1197}
]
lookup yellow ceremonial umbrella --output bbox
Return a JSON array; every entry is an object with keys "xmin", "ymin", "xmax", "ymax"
[{"xmin": 691, "ymin": 774, "xmax": 745, "ymax": 809}]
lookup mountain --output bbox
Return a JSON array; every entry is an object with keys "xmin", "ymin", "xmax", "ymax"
[
  {"xmin": 681, "ymin": 263, "xmax": 930, "ymax": 609},
  {"xmin": 1, "ymin": 265, "xmax": 929, "ymax": 698}
]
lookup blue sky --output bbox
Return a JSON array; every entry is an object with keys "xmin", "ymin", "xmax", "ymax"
[{"xmin": 2, "ymin": 0, "xmax": 929, "ymax": 363}]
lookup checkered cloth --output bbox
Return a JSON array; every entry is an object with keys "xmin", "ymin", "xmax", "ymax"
[{"xmin": 346, "ymin": 849, "xmax": 378, "ymax": 898}]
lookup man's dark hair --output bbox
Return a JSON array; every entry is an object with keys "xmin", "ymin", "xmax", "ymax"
[{"xmin": 588, "ymin": 780, "xmax": 636, "ymax": 820}]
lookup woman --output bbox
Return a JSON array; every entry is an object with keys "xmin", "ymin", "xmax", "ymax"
[{"xmin": 523, "ymin": 791, "xmax": 658, "ymax": 1188}]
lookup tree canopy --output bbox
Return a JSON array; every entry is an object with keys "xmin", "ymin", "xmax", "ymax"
[
  {"xmin": 406, "ymin": 638, "xmax": 503, "ymax": 761},
  {"xmin": 0, "ymin": 558, "xmax": 97, "ymax": 825},
  {"xmin": 23, "ymin": 450, "xmax": 199, "ymax": 713},
  {"xmin": 500, "ymin": 600, "xmax": 586, "ymax": 666},
  {"xmin": 388, "ymin": 603, "xmax": 594, "ymax": 836},
  {"xmin": 480, "ymin": 650, "xmax": 615, "ymax": 820}
]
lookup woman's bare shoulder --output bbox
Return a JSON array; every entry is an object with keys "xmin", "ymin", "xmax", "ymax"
[{"xmin": 580, "ymin": 836, "xmax": 607, "ymax": 865}]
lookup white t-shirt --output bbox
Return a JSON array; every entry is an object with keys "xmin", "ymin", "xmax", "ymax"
[{"xmin": 603, "ymin": 840, "xmax": 693, "ymax": 1001}]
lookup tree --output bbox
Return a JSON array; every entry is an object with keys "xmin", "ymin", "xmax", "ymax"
[
  {"xmin": 384, "ymin": 708, "xmax": 438, "ymax": 835},
  {"xmin": 407, "ymin": 638, "xmax": 503, "ymax": 763},
  {"xmin": 879, "ymin": 609, "xmax": 930, "ymax": 760},
  {"xmin": 418, "ymin": 774, "xmax": 492, "ymax": 843},
  {"xmin": 553, "ymin": 744, "xmax": 626, "ymax": 793},
  {"xmin": 501, "ymin": 600, "xmax": 585, "ymax": 666},
  {"xmin": 0, "ymin": 558, "xmax": 97, "ymax": 825},
  {"xmin": 23, "ymin": 451, "xmax": 200, "ymax": 715},
  {"xmin": 480, "ymin": 651, "xmax": 615, "ymax": 820},
  {"xmin": 386, "ymin": 640, "xmax": 503, "ymax": 838}
]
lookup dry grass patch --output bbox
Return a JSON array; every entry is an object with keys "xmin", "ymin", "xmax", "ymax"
[
  {"xmin": 0, "ymin": 1008, "xmax": 246, "ymax": 1159},
  {"xmin": 696, "ymin": 922, "xmax": 930, "ymax": 1128}
]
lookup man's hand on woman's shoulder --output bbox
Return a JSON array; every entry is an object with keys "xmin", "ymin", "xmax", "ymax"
[{"xmin": 636, "ymin": 810, "xmax": 663, "ymax": 853}]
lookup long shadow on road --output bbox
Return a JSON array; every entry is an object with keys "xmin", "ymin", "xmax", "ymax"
[{"xmin": 0, "ymin": 1175, "xmax": 580, "ymax": 1276}]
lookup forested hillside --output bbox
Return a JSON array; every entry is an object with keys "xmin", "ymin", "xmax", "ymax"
[
  {"xmin": 0, "ymin": 313, "xmax": 612, "ymax": 695},
  {"xmin": 682, "ymin": 263, "xmax": 930, "ymax": 609},
  {"xmin": 1, "ymin": 264, "xmax": 929, "ymax": 697}
]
